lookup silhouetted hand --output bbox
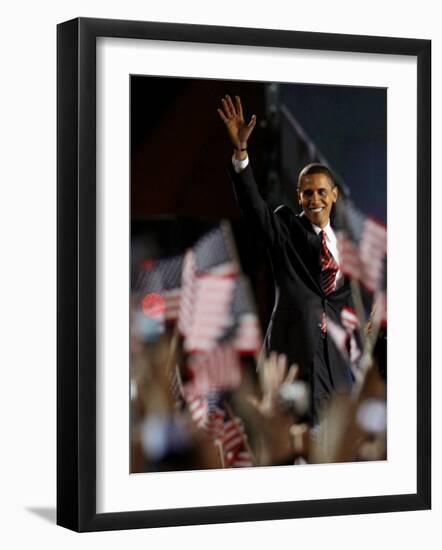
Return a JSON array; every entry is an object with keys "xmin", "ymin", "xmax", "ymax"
[
  {"xmin": 217, "ymin": 95, "xmax": 257, "ymax": 152},
  {"xmin": 248, "ymin": 352, "xmax": 298, "ymax": 418}
]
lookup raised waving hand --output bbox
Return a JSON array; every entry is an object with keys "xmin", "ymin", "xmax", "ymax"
[{"xmin": 217, "ymin": 95, "xmax": 257, "ymax": 154}]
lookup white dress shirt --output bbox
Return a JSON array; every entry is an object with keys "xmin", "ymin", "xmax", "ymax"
[{"xmin": 232, "ymin": 154, "xmax": 249, "ymax": 173}]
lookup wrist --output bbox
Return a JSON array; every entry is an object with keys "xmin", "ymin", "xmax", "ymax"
[{"xmin": 234, "ymin": 148, "xmax": 248, "ymax": 161}]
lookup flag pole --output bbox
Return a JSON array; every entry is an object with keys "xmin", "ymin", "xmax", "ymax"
[
  {"xmin": 166, "ymin": 323, "xmax": 185, "ymax": 408},
  {"xmin": 353, "ymin": 311, "xmax": 382, "ymax": 398},
  {"xmin": 166, "ymin": 322, "xmax": 180, "ymax": 373},
  {"xmin": 214, "ymin": 439, "xmax": 226, "ymax": 468}
]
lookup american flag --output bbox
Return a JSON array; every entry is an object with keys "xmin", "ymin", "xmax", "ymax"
[
  {"xmin": 221, "ymin": 416, "xmax": 254, "ymax": 468},
  {"xmin": 178, "ymin": 223, "xmax": 240, "ymax": 352},
  {"xmin": 186, "ymin": 393, "xmax": 226, "ymax": 438},
  {"xmin": 193, "ymin": 222, "xmax": 239, "ymax": 276},
  {"xmin": 336, "ymin": 199, "xmax": 387, "ymax": 293},
  {"xmin": 184, "ymin": 343, "xmax": 242, "ymax": 397},
  {"xmin": 186, "ymin": 395, "xmax": 211, "ymax": 430},
  {"xmin": 233, "ymin": 314, "xmax": 262, "ymax": 355},
  {"xmin": 372, "ymin": 256, "xmax": 387, "ymax": 326},
  {"xmin": 133, "ymin": 255, "xmax": 183, "ymax": 321},
  {"xmin": 341, "ymin": 306, "xmax": 362, "ymax": 364},
  {"xmin": 222, "ymin": 417, "xmax": 246, "ymax": 456},
  {"xmin": 206, "ymin": 407, "xmax": 227, "ymax": 441},
  {"xmin": 180, "ymin": 271, "xmax": 236, "ymax": 352},
  {"xmin": 341, "ymin": 306, "xmax": 360, "ymax": 332},
  {"xmin": 326, "ymin": 317, "xmax": 350, "ymax": 360},
  {"xmin": 326, "ymin": 307, "xmax": 362, "ymax": 365},
  {"xmin": 185, "ymin": 394, "xmax": 253, "ymax": 468},
  {"xmin": 177, "ymin": 248, "xmax": 196, "ymax": 336},
  {"xmin": 229, "ymin": 450, "xmax": 254, "ymax": 468}
]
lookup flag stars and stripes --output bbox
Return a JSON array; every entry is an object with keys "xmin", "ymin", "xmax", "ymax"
[
  {"xmin": 184, "ymin": 344, "xmax": 242, "ymax": 397},
  {"xmin": 134, "ymin": 254, "xmax": 183, "ymax": 321},
  {"xmin": 337, "ymin": 200, "xmax": 387, "ymax": 293}
]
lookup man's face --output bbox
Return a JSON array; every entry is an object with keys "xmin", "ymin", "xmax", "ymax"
[{"xmin": 298, "ymin": 172, "xmax": 338, "ymax": 228}]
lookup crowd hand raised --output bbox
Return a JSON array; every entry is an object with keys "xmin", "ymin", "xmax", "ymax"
[
  {"xmin": 217, "ymin": 95, "xmax": 257, "ymax": 153},
  {"xmin": 248, "ymin": 352, "xmax": 298, "ymax": 418}
]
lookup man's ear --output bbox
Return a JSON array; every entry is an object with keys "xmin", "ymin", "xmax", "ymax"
[{"xmin": 332, "ymin": 185, "xmax": 338, "ymax": 203}]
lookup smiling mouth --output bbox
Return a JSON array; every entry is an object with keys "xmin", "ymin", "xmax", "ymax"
[{"xmin": 308, "ymin": 207, "xmax": 325, "ymax": 213}]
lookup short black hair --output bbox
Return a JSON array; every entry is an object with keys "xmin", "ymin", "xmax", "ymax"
[{"xmin": 297, "ymin": 163, "xmax": 335, "ymax": 191}]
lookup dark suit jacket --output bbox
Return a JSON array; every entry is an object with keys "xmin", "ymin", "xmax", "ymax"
[{"xmin": 230, "ymin": 162, "xmax": 353, "ymax": 393}]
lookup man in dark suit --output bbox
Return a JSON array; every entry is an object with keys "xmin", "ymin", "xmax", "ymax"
[{"xmin": 218, "ymin": 94, "xmax": 355, "ymax": 423}]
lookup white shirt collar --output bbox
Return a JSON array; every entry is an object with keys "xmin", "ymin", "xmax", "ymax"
[{"xmin": 311, "ymin": 221, "xmax": 333, "ymax": 239}]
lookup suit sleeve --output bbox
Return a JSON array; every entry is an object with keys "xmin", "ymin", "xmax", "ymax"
[{"xmin": 228, "ymin": 162, "xmax": 289, "ymax": 248}]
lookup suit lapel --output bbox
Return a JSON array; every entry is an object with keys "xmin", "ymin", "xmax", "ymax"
[{"xmin": 298, "ymin": 214, "xmax": 323, "ymax": 294}]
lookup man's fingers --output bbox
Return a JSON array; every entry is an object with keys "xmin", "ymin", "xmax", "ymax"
[
  {"xmin": 277, "ymin": 353, "xmax": 288, "ymax": 371},
  {"xmin": 225, "ymin": 95, "xmax": 237, "ymax": 116},
  {"xmin": 266, "ymin": 351, "xmax": 277, "ymax": 373},
  {"xmin": 217, "ymin": 108, "xmax": 228, "ymax": 124},
  {"xmin": 247, "ymin": 395, "xmax": 260, "ymax": 410},
  {"xmin": 276, "ymin": 353, "xmax": 288, "ymax": 383},
  {"xmin": 221, "ymin": 97, "xmax": 233, "ymax": 118},
  {"xmin": 235, "ymin": 95, "xmax": 244, "ymax": 119},
  {"xmin": 285, "ymin": 364, "xmax": 299, "ymax": 384},
  {"xmin": 248, "ymin": 114, "xmax": 257, "ymax": 128}
]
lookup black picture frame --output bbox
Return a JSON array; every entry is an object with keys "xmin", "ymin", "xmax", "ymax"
[{"xmin": 57, "ymin": 17, "xmax": 431, "ymax": 532}]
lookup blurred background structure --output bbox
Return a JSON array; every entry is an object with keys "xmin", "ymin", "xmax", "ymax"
[{"xmin": 129, "ymin": 76, "xmax": 387, "ymax": 473}]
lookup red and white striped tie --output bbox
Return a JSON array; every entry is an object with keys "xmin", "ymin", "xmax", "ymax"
[{"xmin": 320, "ymin": 230, "xmax": 339, "ymax": 333}]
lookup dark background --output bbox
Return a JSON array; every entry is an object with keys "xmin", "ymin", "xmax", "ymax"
[{"xmin": 130, "ymin": 76, "xmax": 386, "ymax": 326}]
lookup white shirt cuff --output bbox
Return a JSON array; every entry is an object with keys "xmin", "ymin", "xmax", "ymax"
[{"xmin": 232, "ymin": 155, "xmax": 249, "ymax": 173}]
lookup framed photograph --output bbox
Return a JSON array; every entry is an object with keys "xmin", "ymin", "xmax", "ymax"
[{"xmin": 57, "ymin": 17, "xmax": 431, "ymax": 532}]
